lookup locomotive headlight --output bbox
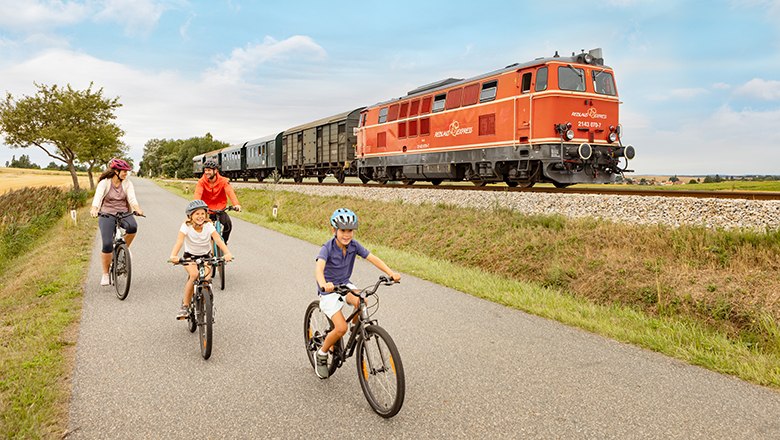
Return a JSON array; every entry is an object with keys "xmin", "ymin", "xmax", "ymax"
[
  {"xmin": 608, "ymin": 132, "xmax": 617, "ymax": 143},
  {"xmin": 565, "ymin": 129, "xmax": 575, "ymax": 141}
]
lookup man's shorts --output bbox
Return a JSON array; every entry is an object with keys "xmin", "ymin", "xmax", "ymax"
[{"xmin": 318, "ymin": 283, "xmax": 357, "ymax": 318}]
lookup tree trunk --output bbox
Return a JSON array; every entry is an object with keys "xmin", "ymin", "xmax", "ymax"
[{"xmin": 68, "ymin": 161, "xmax": 80, "ymax": 191}]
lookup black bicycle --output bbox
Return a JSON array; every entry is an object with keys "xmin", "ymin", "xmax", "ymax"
[
  {"xmin": 209, "ymin": 207, "xmax": 236, "ymax": 291},
  {"xmin": 171, "ymin": 256, "xmax": 225, "ymax": 359},
  {"xmin": 304, "ymin": 276, "xmax": 405, "ymax": 418},
  {"xmin": 99, "ymin": 211, "xmax": 144, "ymax": 300}
]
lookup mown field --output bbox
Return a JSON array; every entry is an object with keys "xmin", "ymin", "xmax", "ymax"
[
  {"xmin": 0, "ymin": 167, "xmax": 90, "ymax": 194},
  {"xmin": 164, "ymin": 181, "xmax": 780, "ymax": 388},
  {"xmin": 0, "ymin": 186, "xmax": 92, "ymax": 438}
]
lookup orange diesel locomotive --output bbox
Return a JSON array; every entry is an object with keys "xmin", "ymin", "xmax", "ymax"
[{"xmin": 356, "ymin": 48, "xmax": 635, "ymax": 187}]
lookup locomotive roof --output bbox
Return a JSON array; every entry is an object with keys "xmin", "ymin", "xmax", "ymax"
[
  {"xmin": 284, "ymin": 107, "xmax": 365, "ymax": 134},
  {"xmin": 371, "ymin": 48, "xmax": 611, "ymax": 108}
]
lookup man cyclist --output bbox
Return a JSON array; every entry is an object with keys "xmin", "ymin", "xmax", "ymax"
[{"xmin": 194, "ymin": 160, "xmax": 242, "ymax": 243}]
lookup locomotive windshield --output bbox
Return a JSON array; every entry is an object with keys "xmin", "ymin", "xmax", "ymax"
[
  {"xmin": 592, "ymin": 70, "xmax": 616, "ymax": 95},
  {"xmin": 558, "ymin": 66, "xmax": 585, "ymax": 91}
]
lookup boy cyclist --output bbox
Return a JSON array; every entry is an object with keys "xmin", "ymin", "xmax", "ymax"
[{"xmin": 314, "ymin": 208, "xmax": 400, "ymax": 379}]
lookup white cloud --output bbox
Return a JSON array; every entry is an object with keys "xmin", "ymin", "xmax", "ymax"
[
  {"xmin": 204, "ymin": 35, "xmax": 327, "ymax": 84},
  {"xmin": 734, "ymin": 78, "xmax": 780, "ymax": 100}
]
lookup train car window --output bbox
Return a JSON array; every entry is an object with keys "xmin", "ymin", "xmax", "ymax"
[
  {"xmin": 420, "ymin": 96, "xmax": 432, "ymax": 114},
  {"xmin": 408, "ymin": 119, "xmax": 418, "ymax": 137},
  {"xmin": 462, "ymin": 84, "xmax": 479, "ymax": 106},
  {"xmin": 558, "ymin": 66, "xmax": 585, "ymax": 91},
  {"xmin": 420, "ymin": 117, "xmax": 430, "ymax": 135},
  {"xmin": 377, "ymin": 131, "xmax": 387, "ymax": 148},
  {"xmin": 409, "ymin": 99, "xmax": 420, "ymax": 116},
  {"xmin": 388, "ymin": 104, "xmax": 400, "ymax": 122},
  {"xmin": 378, "ymin": 107, "xmax": 388, "ymax": 124},
  {"xmin": 479, "ymin": 80, "xmax": 498, "ymax": 102},
  {"xmin": 432, "ymin": 94, "xmax": 446, "ymax": 112},
  {"xmin": 398, "ymin": 121, "xmax": 407, "ymax": 138},
  {"xmin": 399, "ymin": 102, "xmax": 409, "ymax": 118},
  {"xmin": 592, "ymin": 70, "xmax": 616, "ymax": 95},
  {"xmin": 535, "ymin": 67, "xmax": 548, "ymax": 91},
  {"xmin": 445, "ymin": 88, "xmax": 463, "ymax": 110},
  {"xmin": 521, "ymin": 72, "xmax": 532, "ymax": 93}
]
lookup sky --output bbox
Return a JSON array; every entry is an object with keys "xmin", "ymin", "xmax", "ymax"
[{"xmin": 1, "ymin": 0, "xmax": 779, "ymax": 176}]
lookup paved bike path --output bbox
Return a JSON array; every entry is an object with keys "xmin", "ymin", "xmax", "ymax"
[{"xmin": 69, "ymin": 178, "xmax": 780, "ymax": 439}]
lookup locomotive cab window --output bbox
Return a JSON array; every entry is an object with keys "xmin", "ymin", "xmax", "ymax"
[
  {"xmin": 592, "ymin": 70, "xmax": 616, "ymax": 95},
  {"xmin": 558, "ymin": 65, "xmax": 585, "ymax": 91},
  {"xmin": 479, "ymin": 80, "xmax": 498, "ymax": 102},
  {"xmin": 432, "ymin": 93, "xmax": 446, "ymax": 112},
  {"xmin": 378, "ymin": 107, "xmax": 388, "ymax": 124},
  {"xmin": 521, "ymin": 72, "xmax": 532, "ymax": 93},
  {"xmin": 535, "ymin": 67, "xmax": 548, "ymax": 91}
]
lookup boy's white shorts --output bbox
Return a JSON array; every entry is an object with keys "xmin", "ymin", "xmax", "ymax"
[{"xmin": 319, "ymin": 283, "xmax": 357, "ymax": 318}]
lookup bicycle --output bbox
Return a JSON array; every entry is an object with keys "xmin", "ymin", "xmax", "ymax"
[
  {"xmin": 209, "ymin": 206, "xmax": 236, "ymax": 291},
  {"xmin": 303, "ymin": 276, "xmax": 405, "ymax": 418},
  {"xmin": 99, "ymin": 211, "xmax": 144, "ymax": 300},
  {"xmin": 170, "ymin": 255, "xmax": 226, "ymax": 359}
]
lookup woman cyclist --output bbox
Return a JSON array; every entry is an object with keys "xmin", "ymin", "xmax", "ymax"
[{"xmin": 90, "ymin": 158, "xmax": 144, "ymax": 286}]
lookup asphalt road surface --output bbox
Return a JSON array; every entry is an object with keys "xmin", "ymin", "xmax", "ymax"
[{"xmin": 68, "ymin": 178, "xmax": 780, "ymax": 439}]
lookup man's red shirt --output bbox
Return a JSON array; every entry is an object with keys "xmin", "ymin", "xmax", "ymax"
[{"xmin": 194, "ymin": 173, "xmax": 239, "ymax": 210}]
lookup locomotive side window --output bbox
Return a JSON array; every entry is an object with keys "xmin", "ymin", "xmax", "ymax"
[
  {"xmin": 388, "ymin": 104, "xmax": 400, "ymax": 122},
  {"xmin": 521, "ymin": 72, "xmax": 532, "ymax": 93},
  {"xmin": 479, "ymin": 80, "xmax": 497, "ymax": 102},
  {"xmin": 420, "ymin": 96, "xmax": 432, "ymax": 114},
  {"xmin": 378, "ymin": 107, "xmax": 388, "ymax": 124},
  {"xmin": 409, "ymin": 99, "xmax": 420, "ymax": 116},
  {"xmin": 432, "ymin": 94, "xmax": 446, "ymax": 112},
  {"xmin": 462, "ymin": 84, "xmax": 479, "ymax": 106},
  {"xmin": 535, "ymin": 67, "xmax": 548, "ymax": 91},
  {"xmin": 592, "ymin": 70, "xmax": 616, "ymax": 95},
  {"xmin": 445, "ymin": 88, "xmax": 462, "ymax": 110},
  {"xmin": 558, "ymin": 66, "xmax": 585, "ymax": 91}
]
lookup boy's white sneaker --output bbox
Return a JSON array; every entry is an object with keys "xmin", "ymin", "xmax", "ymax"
[{"xmin": 100, "ymin": 274, "xmax": 110, "ymax": 286}]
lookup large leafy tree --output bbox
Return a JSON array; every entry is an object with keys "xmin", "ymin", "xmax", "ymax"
[{"xmin": 0, "ymin": 82, "xmax": 122, "ymax": 190}]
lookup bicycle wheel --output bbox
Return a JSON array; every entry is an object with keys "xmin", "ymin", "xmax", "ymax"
[
  {"xmin": 356, "ymin": 325, "xmax": 405, "ymax": 418},
  {"xmin": 113, "ymin": 244, "xmax": 131, "ymax": 300},
  {"xmin": 197, "ymin": 286, "xmax": 213, "ymax": 359},
  {"xmin": 303, "ymin": 300, "xmax": 339, "ymax": 377}
]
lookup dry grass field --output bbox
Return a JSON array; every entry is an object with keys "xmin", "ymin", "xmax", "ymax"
[{"xmin": 0, "ymin": 167, "xmax": 90, "ymax": 194}]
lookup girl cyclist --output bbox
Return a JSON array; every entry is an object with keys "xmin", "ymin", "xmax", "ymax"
[
  {"xmin": 313, "ymin": 208, "xmax": 400, "ymax": 379},
  {"xmin": 168, "ymin": 200, "xmax": 233, "ymax": 320},
  {"xmin": 90, "ymin": 158, "xmax": 144, "ymax": 286}
]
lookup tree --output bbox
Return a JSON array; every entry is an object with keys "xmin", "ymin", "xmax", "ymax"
[{"xmin": 0, "ymin": 82, "xmax": 122, "ymax": 190}]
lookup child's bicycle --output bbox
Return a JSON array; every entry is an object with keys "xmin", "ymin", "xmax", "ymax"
[
  {"xmin": 171, "ymin": 255, "xmax": 226, "ymax": 359},
  {"xmin": 303, "ymin": 276, "xmax": 405, "ymax": 418},
  {"xmin": 99, "ymin": 211, "xmax": 144, "ymax": 300},
  {"xmin": 209, "ymin": 207, "xmax": 236, "ymax": 291}
]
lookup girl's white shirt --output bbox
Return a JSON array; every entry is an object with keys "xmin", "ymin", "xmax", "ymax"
[
  {"xmin": 180, "ymin": 222, "xmax": 216, "ymax": 255},
  {"xmin": 91, "ymin": 178, "xmax": 139, "ymax": 210}
]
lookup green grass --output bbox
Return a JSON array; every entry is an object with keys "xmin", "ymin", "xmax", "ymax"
[
  {"xmin": 161, "ymin": 181, "xmax": 780, "ymax": 388},
  {"xmin": 0, "ymin": 208, "xmax": 93, "ymax": 439}
]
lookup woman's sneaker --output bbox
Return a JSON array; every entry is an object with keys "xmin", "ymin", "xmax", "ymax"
[
  {"xmin": 100, "ymin": 274, "xmax": 110, "ymax": 286},
  {"xmin": 176, "ymin": 304, "xmax": 189, "ymax": 320},
  {"xmin": 315, "ymin": 351, "xmax": 329, "ymax": 379}
]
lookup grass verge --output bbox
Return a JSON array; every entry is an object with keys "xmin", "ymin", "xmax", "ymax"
[
  {"xmin": 0, "ymin": 208, "xmax": 94, "ymax": 438},
  {"xmin": 163, "ymin": 180, "xmax": 780, "ymax": 388}
]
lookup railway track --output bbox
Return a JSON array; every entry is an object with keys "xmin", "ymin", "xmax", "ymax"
[{"xmin": 231, "ymin": 180, "xmax": 780, "ymax": 201}]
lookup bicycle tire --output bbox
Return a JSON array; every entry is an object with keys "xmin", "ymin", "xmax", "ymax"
[
  {"xmin": 113, "ymin": 244, "xmax": 131, "ymax": 300},
  {"xmin": 356, "ymin": 325, "xmax": 405, "ymax": 418},
  {"xmin": 303, "ymin": 300, "xmax": 339, "ymax": 377},
  {"xmin": 198, "ymin": 285, "xmax": 213, "ymax": 359}
]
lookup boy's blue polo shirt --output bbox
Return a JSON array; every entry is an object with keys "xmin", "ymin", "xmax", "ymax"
[{"xmin": 316, "ymin": 237, "xmax": 370, "ymax": 293}]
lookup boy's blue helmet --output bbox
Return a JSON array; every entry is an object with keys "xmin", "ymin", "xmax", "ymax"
[
  {"xmin": 330, "ymin": 208, "xmax": 358, "ymax": 230},
  {"xmin": 185, "ymin": 199, "xmax": 209, "ymax": 216}
]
